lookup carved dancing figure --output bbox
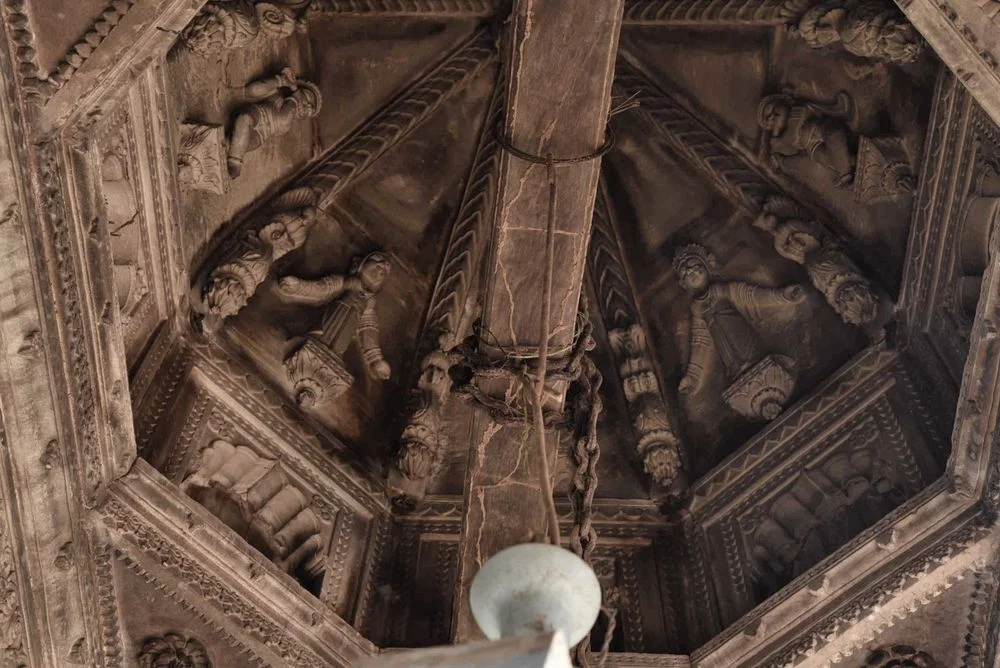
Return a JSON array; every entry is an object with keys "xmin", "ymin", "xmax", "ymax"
[
  {"xmin": 674, "ymin": 243, "xmax": 803, "ymax": 421},
  {"xmin": 782, "ymin": 0, "xmax": 923, "ymax": 65},
  {"xmin": 278, "ymin": 252, "xmax": 392, "ymax": 407},
  {"xmin": 182, "ymin": 0, "xmax": 309, "ymax": 57},
  {"xmin": 755, "ymin": 195, "xmax": 879, "ymax": 327},
  {"xmin": 757, "ymin": 91, "xmax": 856, "ymax": 188},
  {"xmin": 200, "ymin": 206, "xmax": 317, "ymax": 334},
  {"xmin": 227, "ymin": 68, "xmax": 321, "ymax": 179}
]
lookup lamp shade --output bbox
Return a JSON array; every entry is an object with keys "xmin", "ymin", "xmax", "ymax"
[{"xmin": 469, "ymin": 543, "xmax": 602, "ymax": 646}]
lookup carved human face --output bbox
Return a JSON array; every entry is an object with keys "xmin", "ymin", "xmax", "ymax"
[
  {"xmin": 292, "ymin": 89, "xmax": 319, "ymax": 118},
  {"xmin": 775, "ymin": 224, "xmax": 821, "ymax": 263},
  {"xmin": 359, "ymin": 255, "xmax": 390, "ymax": 292},
  {"xmin": 205, "ymin": 276, "xmax": 247, "ymax": 318},
  {"xmin": 677, "ymin": 257, "xmax": 709, "ymax": 292},
  {"xmin": 835, "ymin": 282, "xmax": 877, "ymax": 326},
  {"xmin": 760, "ymin": 101, "xmax": 789, "ymax": 134}
]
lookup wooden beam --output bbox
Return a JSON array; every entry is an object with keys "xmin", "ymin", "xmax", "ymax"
[{"xmin": 452, "ymin": 0, "xmax": 625, "ymax": 642}]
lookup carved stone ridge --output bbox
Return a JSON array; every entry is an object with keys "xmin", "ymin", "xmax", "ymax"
[
  {"xmin": 308, "ymin": 0, "xmax": 496, "ymax": 15},
  {"xmin": 621, "ymin": 0, "xmax": 784, "ymax": 24}
]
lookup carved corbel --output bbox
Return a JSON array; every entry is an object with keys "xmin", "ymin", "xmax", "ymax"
[
  {"xmin": 387, "ymin": 350, "xmax": 459, "ymax": 509},
  {"xmin": 755, "ymin": 195, "xmax": 881, "ymax": 328},
  {"xmin": 138, "ymin": 633, "xmax": 211, "ymax": 667},
  {"xmin": 182, "ymin": 0, "xmax": 310, "ymax": 57},
  {"xmin": 608, "ymin": 325, "xmax": 683, "ymax": 488}
]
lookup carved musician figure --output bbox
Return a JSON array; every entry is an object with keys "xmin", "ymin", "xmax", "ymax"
[
  {"xmin": 279, "ymin": 252, "xmax": 392, "ymax": 407},
  {"xmin": 674, "ymin": 243, "xmax": 803, "ymax": 421},
  {"xmin": 757, "ymin": 91, "xmax": 856, "ymax": 188},
  {"xmin": 227, "ymin": 68, "xmax": 321, "ymax": 178}
]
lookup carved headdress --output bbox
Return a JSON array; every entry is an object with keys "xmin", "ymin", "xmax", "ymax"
[{"xmin": 672, "ymin": 243, "xmax": 717, "ymax": 273}]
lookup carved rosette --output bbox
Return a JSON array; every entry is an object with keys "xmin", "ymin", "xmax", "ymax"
[
  {"xmin": 284, "ymin": 336, "xmax": 353, "ymax": 407},
  {"xmin": 137, "ymin": 633, "xmax": 211, "ymax": 668},
  {"xmin": 722, "ymin": 354, "xmax": 797, "ymax": 421},
  {"xmin": 609, "ymin": 325, "xmax": 683, "ymax": 487}
]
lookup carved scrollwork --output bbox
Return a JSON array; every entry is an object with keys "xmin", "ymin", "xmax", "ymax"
[
  {"xmin": 137, "ymin": 633, "xmax": 211, "ymax": 668},
  {"xmin": 674, "ymin": 243, "xmax": 803, "ymax": 421},
  {"xmin": 279, "ymin": 252, "xmax": 391, "ymax": 406},
  {"xmin": 755, "ymin": 195, "xmax": 879, "ymax": 327},
  {"xmin": 182, "ymin": 440, "xmax": 327, "ymax": 589},
  {"xmin": 182, "ymin": 0, "xmax": 309, "ymax": 57},
  {"xmin": 780, "ymin": 0, "xmax": 923, "ymax": 64}
]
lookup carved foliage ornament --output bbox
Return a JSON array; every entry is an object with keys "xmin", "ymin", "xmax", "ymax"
[
  {"xmin": 674, "ymin": 243, "xmax": 801, "ymax": 421},
  {"xmin": 863, "ymin": 644, "xmax": 938, "ymax": 667},
  {"xmin": 138, "ymin": 633, "xmax": 211, "ymax": 668},
  {"xmin": 781, "ymin": 0, "xmax": 923, "ymax": 64}
]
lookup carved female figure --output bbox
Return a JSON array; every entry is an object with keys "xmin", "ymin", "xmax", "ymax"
[
  {"xmin": 227, "ymin": 68, "xmax": 321, "ymax": 178},
  {"xmin": 674, "ymin": 244, "xmax": 803, "ymax": 421},
  {"xmin": 183, "ymin": 0, "xmax": 309, "ymax": 57},
  {"xmin": 757, "ymin": 91, "xmax": 856, "ymax": 188},
  {"xmin": 279, "ymin": 252, "xmax": 392, "ymax": 406}
]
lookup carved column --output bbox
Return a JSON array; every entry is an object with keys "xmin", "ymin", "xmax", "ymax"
[
  {"xmin": 589, "ymin": 187, "xmax": 686, "ymax": 490},
  {"xmin": 451, "ymin": 0, "xmax": 626, "ymax": 641}
]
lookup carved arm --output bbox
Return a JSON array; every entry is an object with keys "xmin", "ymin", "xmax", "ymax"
[
  {"xmin": 724, "ymin": 282, "xmax": 804, "ymax": 320},
  {"xmin": 679, "ymin": 310, "xmax": 712, "ymax": 395},
  {"xmin": 274, "ymin": 274, "xmax": 348, "ymax": 306},
  {"xmin": 243, "ymin": 67, "xmax": 297, "ymax": 99},
  {"xmin": 357, "ymin": 300, "xmax": 391, "ymax": 380}
]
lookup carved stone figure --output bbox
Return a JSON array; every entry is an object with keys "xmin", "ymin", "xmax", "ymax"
[
  {"xmin": 226, "ymin": 68, "xmax": 321, "ymax": 179},
  {"xmin": 387, "ymin": 350, "xmax": 456, "ymax": 509},
  {"xmin": 608, "ymin": 325, "xmax": 683, "ymax": 487},
  {"xmin": 674, "ymin": 243, "xmax": 802, "ymax": 421},
  {"xmin": 755, "ymin": 195, "xmax": 879, "ymax": 327},
  {"xmin": 182, "ymin": 440, "xmax": 326, "ymax": 587},
  {"xmin": 100, "ymin": 151, "xmax": 149, "ymax": 322},
  {"xmin": 758, "ymin": 91, "xmax": 913, "ymax": 202},
  {"xmin": 782, "ymin": 0, "xmax": 923, "ymax": 64},
  {"xmin": 757, "ymin": 91, "xmax": 856, "ymax": 188},
  {"xmin": 279, "ymin": 252, "xmax": 392, "ymax": 406},
  {"xmin": 137, "ymin": 633, "xmax": 211, "ymax": 668},
  {"xmin": 200, "ymin": 206, "xmax": 317, "ymax": 334},
  {"xmin": 182, "ymin": 0, "xmax": 309, "ymax": 57},
  {"xmin": 863, "ymin": 645, "xmax": 938, "ymax": 667}
]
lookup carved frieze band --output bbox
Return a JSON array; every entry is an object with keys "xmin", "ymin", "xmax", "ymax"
[
  {"xmin": 3, "ymin": 0, "xmax": 138, "ymax": 100},
  {"xmin": 301, "ymin": 29, "xmax": 495, "ymax": 209},
  {"xmin": 308, "ymin": 0, "xmax": 496, "ymax": 15},
  {"xmin": 621, "ymin": 0, "xmax": 785, "ymax": 24}
]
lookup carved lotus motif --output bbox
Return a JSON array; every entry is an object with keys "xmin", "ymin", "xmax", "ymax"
[
  {"xmin": 722, "ymin": 354, "xmax": 797, "ymax": 421},
  {"xmin": 137, "ymin": 633, "xmax": 211, "ymax": 668},
  {"xmin": 284, "ymin": 337, "xmax": 353, "ymax": 407}
]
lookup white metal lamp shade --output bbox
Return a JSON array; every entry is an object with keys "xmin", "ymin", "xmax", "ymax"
[{"xmin": 469, "ymin": 543, "xmax": 602, "ymax": 646}]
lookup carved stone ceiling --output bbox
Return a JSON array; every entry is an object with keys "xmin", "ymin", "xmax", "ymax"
[{"xmin": 158, "ymin": 3, "xmax": 938, "ymax": 491}]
